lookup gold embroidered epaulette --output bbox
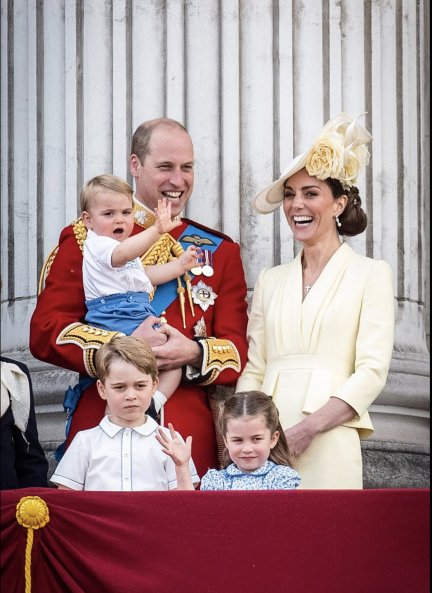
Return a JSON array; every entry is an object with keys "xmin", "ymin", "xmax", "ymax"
[
  {"xmin": 197, "ymin": 338, "xmax": 241, "ymax": 386},
  {"xmin": 56, "ymin": 323, "xmax": 125, "ymax": 377}
]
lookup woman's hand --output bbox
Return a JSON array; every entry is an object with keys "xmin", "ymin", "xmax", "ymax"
[
  {"xmin": 284, "ymin": 421, "xmax": 316, "ymax": 458},
  {"xmin": 284, "ymin": 397, "xmax": 357, "ymax": 457}
]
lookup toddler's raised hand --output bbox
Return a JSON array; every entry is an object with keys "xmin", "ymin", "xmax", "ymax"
[
  {"xmin": 179, "ymin": 246, "xmax": 202, "ymax": 272},
  {"xmin": 155, "ymin": 423, "xmax": 192, "ymax": 467},
  {"xmin": 155, "ymin": 198, "xmax": 182, "ymax": 234}
]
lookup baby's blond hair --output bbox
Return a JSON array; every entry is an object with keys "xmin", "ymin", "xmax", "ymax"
[{"xmin": 80, "ymin": 174, "xmax": 133, "ymax": 213}]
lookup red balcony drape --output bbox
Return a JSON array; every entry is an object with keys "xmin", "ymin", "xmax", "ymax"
[{"xmin": 1, "ymin": 488, "xmax": 429, "ymax": 593}]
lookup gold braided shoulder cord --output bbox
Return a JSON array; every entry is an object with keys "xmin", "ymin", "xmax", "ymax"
[
  {"xmin": 72, "ymin": 218, "xmax": 87, "ymax": 252},
  {"xmin": 141, "ymin": 233, "xmax": 194, "ymax": 327}
]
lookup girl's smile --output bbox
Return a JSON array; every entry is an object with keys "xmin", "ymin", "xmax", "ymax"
[{"xmin": 223, "ymin": 414, "xmax": 279, "ymax": 473}]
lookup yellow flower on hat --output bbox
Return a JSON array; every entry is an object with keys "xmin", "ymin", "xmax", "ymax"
[
  {"xmin": 305, "ymin": 131, "xmax": 344, "ymax": 180},
  {"xmin": 305, "ymin": 114, "xmax": 372, "ymax": 190}
]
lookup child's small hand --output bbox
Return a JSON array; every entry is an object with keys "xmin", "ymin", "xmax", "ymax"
[
  {"xmin": 179, "ymin": 246, "xmax": 202, "ymax": 272},
  {"xmin": 154, "ymin": 198, "xmax": 182, "ymax": 234},
  {"xmin": 155, "ymin": 423, "xmax": 192, "ymax": 467}
]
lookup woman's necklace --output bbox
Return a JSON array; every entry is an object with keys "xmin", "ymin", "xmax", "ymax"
[
  {"xmin": 302, "ymin": 245, "xmax": 340, "ymax": 297},
  {"xmin": 302, "ymin": 263, "xmax": 320, "ymax": 296}
]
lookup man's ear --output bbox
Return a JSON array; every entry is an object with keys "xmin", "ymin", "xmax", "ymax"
[
  {"xmin": 96, "ymin": 379, "xmax": 107, "ymax": 401},
  {"xmin": 130, "ymin": 154, "xmax": 140, "ymax": 178}
]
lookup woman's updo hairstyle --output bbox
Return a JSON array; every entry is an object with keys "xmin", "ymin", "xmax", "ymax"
[{"xmin": 325, "ymin": 178, "xmax": 368, "ymax": 237}]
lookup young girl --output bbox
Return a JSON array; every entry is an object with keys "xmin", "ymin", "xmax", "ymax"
[
  {"xmin": 201, "ymin": 391, "xmax": 300, "ymax": 490},
  {"xmin": 50, "ymin": 336, "xmax": 199, "ymax": 491},
  {"xmin": 158, "ymin": 390, "xmax": 300, "ymax": 490}
]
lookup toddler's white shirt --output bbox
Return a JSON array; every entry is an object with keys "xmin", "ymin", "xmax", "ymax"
[{"xmin": 83, "ymin": 229, "xmax": 153, "ymax": 300}]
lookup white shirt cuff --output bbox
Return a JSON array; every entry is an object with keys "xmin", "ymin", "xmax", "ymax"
[
  {"xmin": 153, "ymin": 390, "xmax": 167, "ymax": 412},
  {"xmin": 185, "ymin": 365, "xmax": 200, "ymax": 380}
]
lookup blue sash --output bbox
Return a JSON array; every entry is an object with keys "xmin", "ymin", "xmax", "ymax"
[{"xmin": 150, "ymin": 223, "xmax": 223, "ymax": 315}]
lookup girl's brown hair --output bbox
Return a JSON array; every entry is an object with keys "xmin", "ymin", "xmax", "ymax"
[{"xmin": 218, "ymin": 391, "xmax": 295, "ymax": 468}]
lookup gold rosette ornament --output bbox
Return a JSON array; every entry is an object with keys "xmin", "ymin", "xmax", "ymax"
[{"xmin": 16, "ymin": 496, "xmax": 50, "ymax": 593}]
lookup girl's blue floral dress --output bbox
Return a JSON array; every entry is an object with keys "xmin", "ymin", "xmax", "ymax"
[{"xmin": 200, "ymin": 460, "xmax": 300, "ymax": 490}]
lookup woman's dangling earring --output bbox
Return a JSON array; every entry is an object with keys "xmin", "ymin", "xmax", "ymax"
[{"xmin": 335, "ymin": 216, "xmax": 342, "ymax": 228}]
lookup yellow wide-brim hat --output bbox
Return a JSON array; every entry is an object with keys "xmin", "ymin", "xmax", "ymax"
[{"xmin": 253, "ymin": 112, "xmax": 372, "ymax": 214}]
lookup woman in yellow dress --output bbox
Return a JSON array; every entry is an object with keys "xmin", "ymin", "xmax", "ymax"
[{"xmin": 236, "ymin": 114, "xmax": 395, "ymax": 488}]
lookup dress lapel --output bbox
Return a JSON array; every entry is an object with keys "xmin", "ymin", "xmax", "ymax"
[{"xmin": 300, "ymin": 243, "xmax": 353, "ymax": 352}]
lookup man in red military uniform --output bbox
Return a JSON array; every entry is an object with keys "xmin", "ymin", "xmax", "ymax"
[{"xmin": 30, "ymin": 118, "xmax": 248, "ymax": 478}]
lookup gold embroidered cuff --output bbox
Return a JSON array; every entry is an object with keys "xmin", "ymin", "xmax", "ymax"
[
  {"xmin": 56, "ymin": 323, "xmax": 125, "ymax": 377},
  {"xmin": 197, "ymin": 338, "xmax": 241, "ymax": 386}
]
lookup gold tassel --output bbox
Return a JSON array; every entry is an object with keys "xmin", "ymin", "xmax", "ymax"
[
  {"xmin": 177, "ymin": 277, "xmax": 186, "ymax": 328},
  {"xmin": 172, "ymin": 241, "xmax": 195, "ymax": 322},
  {"xmin": 16, "ymin": 496, "xmax": 50, "ymax": 593},
  {"xmin": 184, "ymin": 272, "xmax": 195, "ymax": 317}
]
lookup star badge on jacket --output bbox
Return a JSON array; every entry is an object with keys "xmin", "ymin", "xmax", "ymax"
[{"xmin": 191, "ymin": 281, "xmax": 217, "ymax": 312}]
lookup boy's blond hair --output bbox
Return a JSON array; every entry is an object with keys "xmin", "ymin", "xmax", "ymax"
[
  {"xmin": 95, "ymin": 336, "xmax": 158, "ymax": 383},
  {"xmin": 80, "ymin": 174, "xmax": 133, "ymax": 213}
]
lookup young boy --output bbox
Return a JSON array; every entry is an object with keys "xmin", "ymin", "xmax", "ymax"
[
  {"xmin": 80, "ymin": 174, "xmax": 202, "ymax": 409},
  {"xmin": 50, "ymin": 336, "xmax": 199, "ymax": 491}
]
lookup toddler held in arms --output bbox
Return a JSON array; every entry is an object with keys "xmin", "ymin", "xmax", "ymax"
[
  {"xmin": 80, "ymin": 174, "xmax": 202, "ymax": 410},
  {"xmin": 50, "ymin": 336, "xmax": 199, "ymax": 491}
]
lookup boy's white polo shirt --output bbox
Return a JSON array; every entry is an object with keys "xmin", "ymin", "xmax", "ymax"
[{"xmin": 51, "ymin": 415, "xmax": 199, "ymax": 491}]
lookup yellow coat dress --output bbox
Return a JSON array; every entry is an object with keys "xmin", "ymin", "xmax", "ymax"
[{"xmin": 236, "ymin": 243, "xmax": 394, "ymax": 489}]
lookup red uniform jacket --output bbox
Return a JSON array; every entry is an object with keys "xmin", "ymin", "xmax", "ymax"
[{"xmin": 30, "ymin": 209, "xmax": 248, "ymax": 478}]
